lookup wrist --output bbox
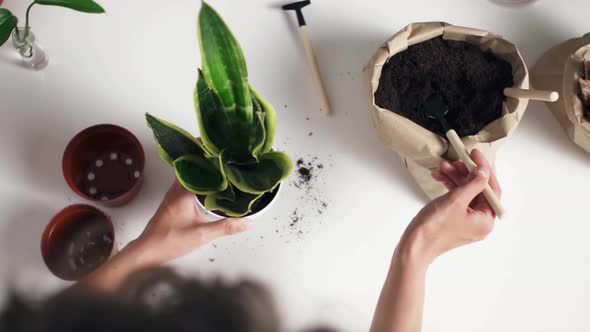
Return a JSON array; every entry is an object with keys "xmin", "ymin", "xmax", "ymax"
[
  {"xmin": 120, "ymin": 238, "xmax": 165, "ymax": 270},
  {"xmin": 395, "ymin": 226, "xmax": 435, "ymax": 271},
  {"xmin": 79, "ymin": 238, "xmax": 164, "ymax": 293}
]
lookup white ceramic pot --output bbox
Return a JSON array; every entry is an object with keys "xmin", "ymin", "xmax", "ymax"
[{"xmin": 195, "ymin": 185, "xmax": 282, "ymax": 221}]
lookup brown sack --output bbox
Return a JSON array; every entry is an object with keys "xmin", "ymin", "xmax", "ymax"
[
  {"xmin": 531, "ymin": 34, "xmax": 590, "ymax": 153},
  {"xmin": 364, "ymin": 22, "xmax": 529, "ymax": 199}
]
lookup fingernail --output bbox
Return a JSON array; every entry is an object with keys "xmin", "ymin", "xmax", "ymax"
[
  {"xmin": 475, "ymin": 166, "xmax": 489, "ymax": 178},
  {"xmin": 232, "ymin": 218, "xmax": 253, "ymax": 231}
]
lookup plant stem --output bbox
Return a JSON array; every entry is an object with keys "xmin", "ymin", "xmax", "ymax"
[{"xmin": 24, "ymin": 2, "xmax": 35, "ymax": 40}]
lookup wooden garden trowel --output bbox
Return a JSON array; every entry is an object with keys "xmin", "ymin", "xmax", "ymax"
[
  {"xmin": 426, "ymin": 94, "xmax": 506, "ymax": 219},
  {"xmin": 283, "ymin": 0, "xmax": 332, "ymax": 116}
]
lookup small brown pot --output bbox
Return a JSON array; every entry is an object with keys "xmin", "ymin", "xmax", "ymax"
[
  {"xmin": 63, "ymin": 124, "xmax": 145, "ymax": 206},
  {"xmin": 41, "ymin": 204, "xmax": 116, "ymax": 281}
]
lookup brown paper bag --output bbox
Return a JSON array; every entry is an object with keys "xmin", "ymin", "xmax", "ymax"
[
  {"xmin": 364, "ymin": 22, "xmax": 529, "ymax": 199},
  {"xmin": 531, "ymin": 34, "xmax": 590, "ymax": 153}
]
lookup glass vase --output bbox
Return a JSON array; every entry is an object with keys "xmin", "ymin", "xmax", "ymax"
[{"xmin": 11, "ymin": 27, "xmax": 49, "ymax": 70}]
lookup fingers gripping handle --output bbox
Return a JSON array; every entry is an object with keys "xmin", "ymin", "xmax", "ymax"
[{"xmin": 446, "ymin": 130, "xmax": 505, "ymax": 219}]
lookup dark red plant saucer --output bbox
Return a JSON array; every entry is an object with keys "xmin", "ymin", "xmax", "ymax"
[
  {"xmin": 42, "ymin": 204, "xmax": 115, "ymax": 281},
  {"xmin": 62, "ymin": 124, "xmax": 145, "ymax": 206}
]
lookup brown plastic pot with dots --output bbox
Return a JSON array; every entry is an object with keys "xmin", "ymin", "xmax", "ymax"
[
  {"xmin": 62, "ymin": 124, "xmax": 145, "ymax": 206},
  {"xmin": 42, "ymin": 204, "xmax": 115, "ymax": 281}
]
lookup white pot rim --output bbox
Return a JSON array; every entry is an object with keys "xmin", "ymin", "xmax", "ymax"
[{"xmin": 195, "ymin": 184, "xmax": 282, "ymax": 221}]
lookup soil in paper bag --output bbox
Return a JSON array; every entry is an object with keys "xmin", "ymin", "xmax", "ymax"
[
  {"xmin": 375, "ymin": 37, "xmax": 513, "ymax": 137},
  {"xmin": 579, "ymin": 61, "xmax": 590, "ymax": 119}
]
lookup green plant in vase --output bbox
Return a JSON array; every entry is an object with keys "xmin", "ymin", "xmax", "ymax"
[
  {"xmin": 0, "ymin": 0, "xmax": 104, "ymax": 69},
  {"xmin": 146, "ymin": 2, "xmax": 293, "ymax": 217}
]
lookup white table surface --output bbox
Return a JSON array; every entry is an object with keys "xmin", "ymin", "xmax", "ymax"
[{"xmin": 1, "ymin": 0, "xmax": 590, "ymax": 331}]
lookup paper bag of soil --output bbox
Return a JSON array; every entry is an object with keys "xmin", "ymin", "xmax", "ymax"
[
  {"xmin": 364, "ymin": 22, "xmax": 529, "ymax": 199},
  {"xmin": 531, "ymin": 34, "xmax": 590, "ymax": 153}
]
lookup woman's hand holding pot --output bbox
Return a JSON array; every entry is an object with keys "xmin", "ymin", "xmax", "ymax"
[
  {"xmin": 136, "ymin": 180, "xmax": 252, "ymax": 264},
  {"xmin": 81, "ymin": 180, "xmax": 251, "ymax": 293}
]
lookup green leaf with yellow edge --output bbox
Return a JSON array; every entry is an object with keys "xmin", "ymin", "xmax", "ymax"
[
  {"xmin": 198, "ymin": 2, "xmax": 253, "ymax": 122},
  {"xmin": 194, "ymin": 70, "xmax": 228, "ymax": 156},
  {"xmin": 250, "ymin": 95, "xmax": 266, "ymax": 159},
  {"xmin": 0, "ymin": 9, "xmax": 17, "ymax": 47},
  {"xmin": 34, "ymin": 0, "xmax": 105, "ymax": 13},
  {"xmin": 145, "ymin": 113, "xmax": 205, "ymax": 166},
  {"xmin": 223, "ymin": 151, "xmax": 293, "ymax": 194},
  {"xmin": 174, "ymin": 155, "xmax": 228, "ymax": 195},
  {"xmin": 215, "ymin": 182, "xmax": 236, "ymax": 201},
  {"xmin": 194, "ymin": 70, "xmax": 266, "ymax": 163},
  {"xmin": 205, "ymin": 187, "xmax": 262, "ymax": 217},
  {"xmin": 250, "ymin": 84, "xmax": 276, "ymax": 154}
]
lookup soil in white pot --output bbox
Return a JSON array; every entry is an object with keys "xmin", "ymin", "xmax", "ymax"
[
  {"xmin": 375, "ymin": 37, "xmax": 514, "ymax": 137},
  {"xmin": 196, "ymin": 186, "xmax": 280, "ymax": 218}
]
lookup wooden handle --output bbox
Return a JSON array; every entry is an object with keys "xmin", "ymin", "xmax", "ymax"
[
  {"xmin": 446, "ymin": 130, "xmax": 505, "ymax": 219},
  {"xmin": 504, "ymin": 88, "xmax": 559, "ymax": 102},
  {"xmin": 299, "ymin": 25, "xmax": 332, "ymax": 116}
]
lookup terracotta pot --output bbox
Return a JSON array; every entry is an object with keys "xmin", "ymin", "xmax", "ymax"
[
  {"xmin": 63, "ymin": 124, "xmax": 145, "ymax": 206},
  {"xmin": 41, "ymin": 204, "xmax": 116, "ymax": 281}
]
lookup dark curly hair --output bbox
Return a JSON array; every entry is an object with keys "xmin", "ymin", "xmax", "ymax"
[{"xmin": 0, "ymin": 268, "xmax": 335, "ymax": 332}]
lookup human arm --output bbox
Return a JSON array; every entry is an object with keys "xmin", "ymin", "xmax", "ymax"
[
  {"xmin": 370, "ymin": 149, "xmax": 502, "ymax": 332},
  {"xmin": 79, "ymin": 180, "xmax": 251, "ymax": 293}
]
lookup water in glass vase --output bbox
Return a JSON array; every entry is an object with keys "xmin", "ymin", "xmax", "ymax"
[{"xmin": 11, "ymin": 27, "xmax": 49, "ymax": 70}]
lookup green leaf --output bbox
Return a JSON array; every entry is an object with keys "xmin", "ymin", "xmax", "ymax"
[
  {"xmin": 215, "ymin": 183, "xmax": 236, "ymax": 201},
  {"xmin": 174, "ymin": 155, "xmax": 228, "ymax": 195},
  {"xmin": 250, "ymin": 85, "xmax": 276, "ymax": 154},
  {"xmin": 205, "ymin": 188, "xmax": 262, "ymax": 217},
  {"xmin": 194, "ymin": 70, "xmax": 231, "ymax": 155},
  {"xmin": 223, "ymin": 151, "xmax": 293, "ymax": 194},
  {"xmin": 198, "ymin": 2, "xmax": 252, "ymax": 122},
  {"xmin": 0, "ymin": 9, "xmax": 17, "ymax": 47},
  {"xmin": 145, "ymin": 113, "xmax": 205, "ymax": 166},
  {"xmin": 35, "ymin": 0, "xmax": 105, "ymax": 13},
  {"xmin": 249, "ymin": 94, "xmax": 267, "ymax": 158},
  {"xmin": 194, "ymin": 71, "xmax": 266, "ymax": 163}
]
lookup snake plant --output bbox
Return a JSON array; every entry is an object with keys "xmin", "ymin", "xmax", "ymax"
[
  {"xmin": 146, "ymin": 2, "xmax": 293, "ymax": 217},
  {"xmin": 0, "ymin": 0, "xmax": 104, "ymax": 47}
]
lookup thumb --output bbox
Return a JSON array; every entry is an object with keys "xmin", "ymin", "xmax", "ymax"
[
  {"xmin": 194, "ymin": 218, "xmax": 252, "ymax": 244},
  {"xmin": 453, "ymin": 165, "xmax": 490, "ymax": 204}
]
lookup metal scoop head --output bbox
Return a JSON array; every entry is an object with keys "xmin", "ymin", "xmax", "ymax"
[
  {"xmin": 282, "ymin": 0, "xmax": 311, "ymax": 26},
  {"xmin": 282, "ymin": 0, "xmax": 311, "ymax": 11},
  {"xmin": 426, "ymin": 94, "xmax": 451, "ymax": 133}
]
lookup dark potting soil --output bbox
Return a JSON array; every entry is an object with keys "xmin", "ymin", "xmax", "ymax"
[
  {"xmin": 296, "ymin": 159, "xmax": 313, "ymax": 184},
  {"xmin": 579, "ymin": 61, "xmax": 590, "ymax": 119},
  {"xmin": 251, "ymin": 186, "xmax": 279, "ymax": 214},
  {"xmin": 287, "ymin": 156, "xmax": 329, "ymax": 233},
  {"xmin": 375, "ymin": 37, "xmax": 514, "ymax": 137}
]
